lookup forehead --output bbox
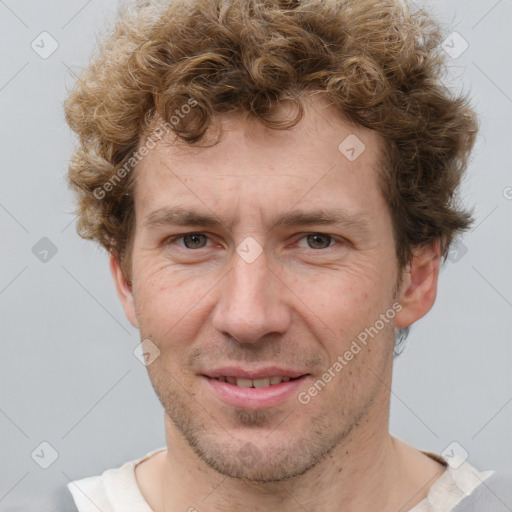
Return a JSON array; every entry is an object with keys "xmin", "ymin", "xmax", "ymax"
[{"xmin": 133, "ymin": 98, "xmax": 386, "ymax": 224}]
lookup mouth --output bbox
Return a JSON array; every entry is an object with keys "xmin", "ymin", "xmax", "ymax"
[
  {"xmin": 208, "ymin": 375, "xmax": 303, "ymax": 388},
  {"xmin": 200, "ymin": 369, "xmax": 310, "ymax": 409}
]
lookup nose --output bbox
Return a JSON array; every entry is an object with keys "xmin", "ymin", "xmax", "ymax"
[{"xmin": 211, "ymin": 248, "xmax": 292, "ymax": 344}]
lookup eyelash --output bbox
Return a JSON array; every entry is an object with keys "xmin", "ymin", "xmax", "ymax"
[{"xmin": 165, "ymin": 232, "xmax": 343, "ymax": 251}]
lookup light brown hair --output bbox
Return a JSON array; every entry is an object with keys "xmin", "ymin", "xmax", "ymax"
[{"xmin": 64, "ymin": 0, "xmax": 477, "ymax": 277}]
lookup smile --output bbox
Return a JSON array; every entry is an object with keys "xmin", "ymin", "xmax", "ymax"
[
  {"xmin": 210, "ymin": 376, "xmax": 301, "ymax": 388},
  {"xmin": 202, "ymin": 374, "xmax": 310, "ymax": 409}
]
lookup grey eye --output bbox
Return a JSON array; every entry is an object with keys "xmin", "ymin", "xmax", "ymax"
[
  {"xmin": 305, "ymin": 234, "xmax": 333, "ymax": 249},
  {"xmin": 182, "ymin": 233, "xmax": 208, "ymax": 249}
]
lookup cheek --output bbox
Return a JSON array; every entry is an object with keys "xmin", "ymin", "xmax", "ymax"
[
  {"xmin": 288, "ymin": 259, "xmax": 391, "ymax": 323},
  {"xmin": 132, "ymin": 259, "xmax": 192, "ymax": 323}
]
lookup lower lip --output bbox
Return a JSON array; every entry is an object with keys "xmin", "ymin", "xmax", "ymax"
[{"xmin": 202, "ymin": 376, "xmax": 308, "ymax": 410}]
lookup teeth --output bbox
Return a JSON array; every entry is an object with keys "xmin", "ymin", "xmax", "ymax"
[
  {"xmin": 213, "ymin": 376, "xmax": 297, "ymax": 387},
  {"xmin": 253, "ymin": 378, "xmax": 270, "ymax": 388}
]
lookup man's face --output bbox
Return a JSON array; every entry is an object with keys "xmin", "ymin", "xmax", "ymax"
[{"xmin": 116, "ymin": 100, "xmax": 405, "ymax": 481}]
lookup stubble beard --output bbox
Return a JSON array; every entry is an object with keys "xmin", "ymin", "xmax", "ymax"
[{"xmin": 146, "ymin": 360, "xmax": 382, "ymax": 483}]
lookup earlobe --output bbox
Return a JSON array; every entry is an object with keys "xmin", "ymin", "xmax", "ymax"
[
  {"xmin": 110, "ymin": 253, "xmax": 139, "ymax": 328},
  {"xmin": 394, "ymin": 241, "xmax": 441, "ymax": 329}
]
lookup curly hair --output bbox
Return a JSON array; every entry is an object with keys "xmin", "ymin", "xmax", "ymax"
[{"xmin": 64, "ymin": 0, "xmax": 477, "ymax": 277}]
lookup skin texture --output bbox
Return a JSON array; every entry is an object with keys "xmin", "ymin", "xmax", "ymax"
[{"xmin": 111, "ymin": 98, "xmax": 444, "ymax": 511}]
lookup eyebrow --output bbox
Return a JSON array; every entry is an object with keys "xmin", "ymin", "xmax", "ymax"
[
  {"xmin": 143, "ymin": 207, "xmax": 226, "ymax": 230},
  {"xmin": 143, "ymin": 206, "xmax": 370, "ymax": 233}
]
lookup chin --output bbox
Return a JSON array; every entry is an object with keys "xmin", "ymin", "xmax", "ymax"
[
  {"xmin": 198, "ymin": 447, "xmax": 321, "ymax": 482},
  {"xmin": 184, "ymin": 426, "xmax": 344, "ymax": 483}
]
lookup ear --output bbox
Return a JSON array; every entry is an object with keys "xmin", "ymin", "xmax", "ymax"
[
  {"xmin": 110, "ymin": 252, "xmax": 138, "ymax": 328},
  {"xmin": 394, "ymin": 240, "xmax": 441, "ymax": 329}
]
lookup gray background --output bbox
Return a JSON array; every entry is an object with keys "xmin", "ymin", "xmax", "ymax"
[{"xmin": 1, "ymin": 0, "xmax": 511, "ymax": 509}]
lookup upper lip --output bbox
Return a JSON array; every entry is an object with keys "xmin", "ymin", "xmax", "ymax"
[{"xmin": 202, "ymin": 367, "xmax": 309, "ymax": 380}]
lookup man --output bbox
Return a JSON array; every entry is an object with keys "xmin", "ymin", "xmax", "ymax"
[{"xmin": 33, "ymin": 0, "xmax": 510, "ymax": 510}]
